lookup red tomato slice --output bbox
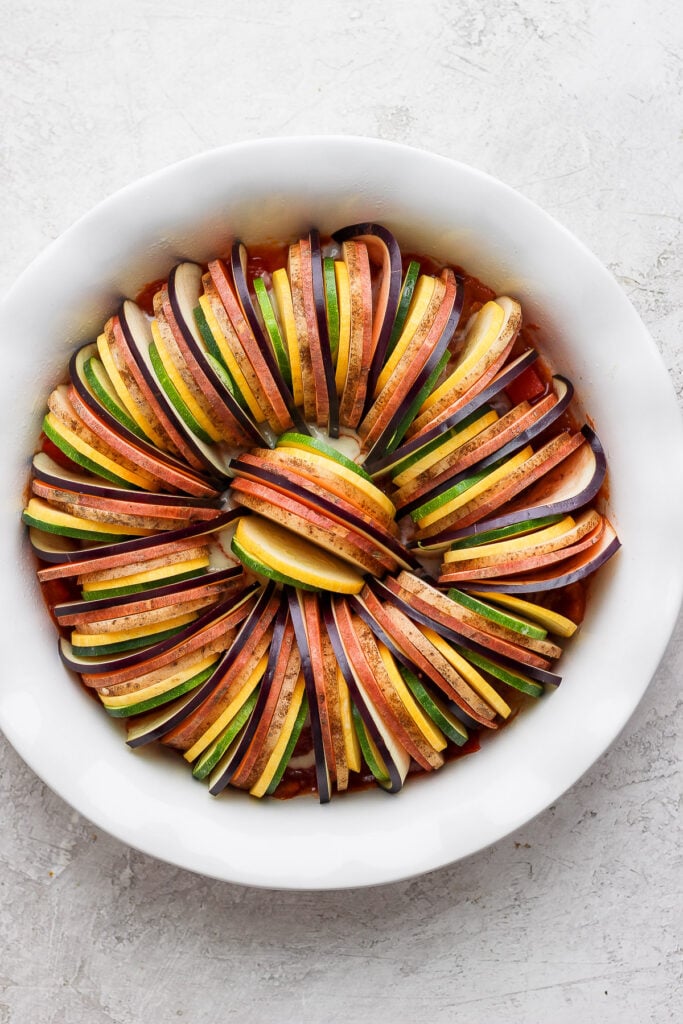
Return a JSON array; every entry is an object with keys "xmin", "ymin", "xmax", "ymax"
[
  {"xmin": 40, "ymin": 435, "xmax": 83, "ymax": 473},
  {"xmin": 505, "ymin": 366, "xmax": 548, "ymax": 405}
]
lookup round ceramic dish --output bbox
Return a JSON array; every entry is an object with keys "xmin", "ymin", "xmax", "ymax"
[{"xmin": 1, "ymin": 137, "xmax": 681, "ymax": 890}]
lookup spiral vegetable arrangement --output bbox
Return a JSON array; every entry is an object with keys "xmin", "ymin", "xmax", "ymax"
[{"xmin": 23, "ymin": 223, "xmax": 620, "ymax": 801}]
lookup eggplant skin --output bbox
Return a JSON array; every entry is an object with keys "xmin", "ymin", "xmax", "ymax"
[{"xmin": 25, "ymin": 225, "xmax": 620, "ymax": 803}]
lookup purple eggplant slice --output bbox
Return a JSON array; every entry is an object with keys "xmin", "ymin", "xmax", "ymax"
[
  {"xmin": 362, "ymin": 273, "xmax": 464, "ymax": 464},
  {"xmin": 460, "ymin": 519, "xmax": 621, "ymax": 594},
  {"xmin": 309, "ymin": 229, "xmax": 340, "ymax": 438},
  {"xmin": 287, "ymin": 589, "xmax": 332, "ymax": 803},
  {"xmin": 322, "ymin": 596, "xmax": 408, "ymax": 793},
  {"xmin": 332, "ymin": 222, "xmax": 403, "ymax": 409},
  {"xmin": 208, "ymin": 591, "xmax": 288, "ymax": 795},
  {"xmin": 366, "ymin": 348, "xmax": 540, "ymax": 476},
  {"xmin": 437, "ymin": 426, "xmax": 608, "ymax": 543},
  {"xmin": 35, "ymin": 509, "xmax": 242, "ymax": 577},
  {"xmin": 226, "ymin": 247, "xmax": 309, "ymax": 435},
  {"xmin": 167, "ymin": 263, "xmax": 271, "ymax": 448}
]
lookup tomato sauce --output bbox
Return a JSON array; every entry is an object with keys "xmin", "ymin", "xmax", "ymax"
[
  {"xmin": 39, "ymin": 433, "xmax": 82, "ymax": 473},
  {"xmin": 272, "ymin": 726, "xmax": 483, "ymax": 800},
  {"xmin": 39, "ymin": 236, "xmax": 602, "ymax": 802},
  {"xmin": 135, "ymin": 278, "xmax": 167, "ymax": 317},
  {"xmin": 245, "ymin": 243, "xmax": 291, "ymax": 280}
]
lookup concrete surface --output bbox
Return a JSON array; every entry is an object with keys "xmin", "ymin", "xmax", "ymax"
[{"xmin": 1, "ymin": 1, "xmax": 681, "ymax": 1021}]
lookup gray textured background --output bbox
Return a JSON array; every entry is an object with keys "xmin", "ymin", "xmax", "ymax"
[{"xmin": 1, "ymin": 1, "xmax": 681, "ymax": 1021}]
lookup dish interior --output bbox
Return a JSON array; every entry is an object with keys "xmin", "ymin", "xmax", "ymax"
[{"xmin": 1, "ymin": 138, "xmax": 681, "ymax": 889}]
